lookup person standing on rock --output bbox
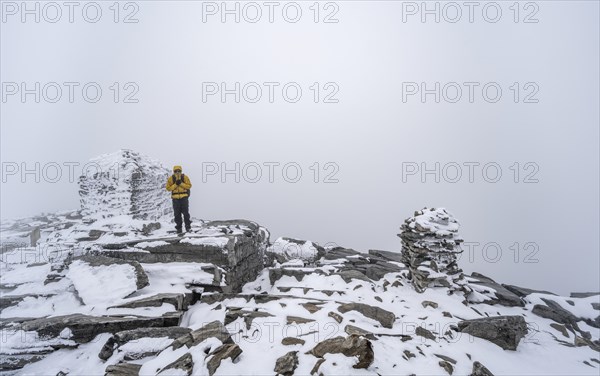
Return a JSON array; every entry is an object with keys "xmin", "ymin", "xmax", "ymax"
[{"xmin": 166, "ymin": 165, "xmax": 192, "ymax": 233}]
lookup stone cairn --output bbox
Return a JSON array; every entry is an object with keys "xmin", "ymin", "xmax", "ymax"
[
  {"xmin": 399, "ymin": 207, "xmax": 470, "ymax": 294},
  {"xmin": 79, "ymin": 149, "xmax": 172, "ymax": 220}
]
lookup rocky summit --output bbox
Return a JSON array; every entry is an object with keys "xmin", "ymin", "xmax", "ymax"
[{"xmin": 0, "ymin": 150, "xmax": 599, "ymax": 376}]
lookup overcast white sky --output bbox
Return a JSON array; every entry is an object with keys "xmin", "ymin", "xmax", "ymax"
[{"xmin": 1, "ymin": 1, "xmax": 599, "ymax": 295}]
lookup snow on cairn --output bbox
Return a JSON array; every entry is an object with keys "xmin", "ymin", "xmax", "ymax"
[
  {"xmin": 78, "ymin": 149, "xmax": 172, "ymax": 220},
  {"xmin": 399, "ymin": 207, "xmax": 470, "ymax": 294}
]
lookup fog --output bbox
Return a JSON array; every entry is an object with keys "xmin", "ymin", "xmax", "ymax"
[{"xmin": 1, "ymin": 1, "xmax": 598, "ymax": 295}]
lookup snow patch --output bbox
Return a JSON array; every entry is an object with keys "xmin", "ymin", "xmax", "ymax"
[
  {"xmin": 66, "ymin": 260, "xmax": 138, "ymax": 305},
  {"xmin": 136, "ymin": 240, "xmax": 170, "ymax": 248},
  {"xmin": 180, "ymin": 236, "xmax": 230, "ymax": 248}
]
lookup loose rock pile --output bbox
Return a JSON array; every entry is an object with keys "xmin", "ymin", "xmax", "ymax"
[{"xmin": 399, "ymin": 207, "xmax": 470, "ymax": 294}]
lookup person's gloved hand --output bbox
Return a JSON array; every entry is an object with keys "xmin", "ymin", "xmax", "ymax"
[{"xmin": 176, "ymin": 179, "xmax": 182, "ymax": 185}]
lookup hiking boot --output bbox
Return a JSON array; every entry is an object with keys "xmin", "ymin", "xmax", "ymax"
[
  {"xmin": 185, "ymin": 227, "xmax": 192, "ymax": 232},
  {"xmin": 175, "ymin": 227, "xmax": 183, "ymax": 234}
]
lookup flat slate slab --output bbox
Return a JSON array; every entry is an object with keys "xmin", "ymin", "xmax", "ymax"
[
  {"xmin": 18, "ymin": 312, "xmax": 182, "ymax": 343},
  {"xmin": 109, "ymin": 293, "xmax": 197, "ymax": 311},
  {"xmin": 469, "ymin": 273, "xmax": 525, "ymax": 307},
  {"xmin": 570, "ymin": 292, "xmax": 600, "ymax": 298},
  {"xmin": 99, "ymin": 244, "xmax": 229, "ymax": 265},
  {"xmin": 502, "ymin": 284, "xmax": 557, "ymax": 297},
  {"xmin": 367, "ymin": 249, "xmax": 404, "ymax": 263},
  {"xmin": 0, "ymin": 293, "xmax": 56, "ymax": 310}
]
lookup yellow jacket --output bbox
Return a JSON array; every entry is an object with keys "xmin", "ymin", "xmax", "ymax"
[{"xmin": 166, "ymin": 172, "xmax": 192, "ymax": 199}]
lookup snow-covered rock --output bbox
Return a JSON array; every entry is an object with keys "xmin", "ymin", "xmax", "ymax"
[
  {"xmin": 66, "ymin": 254, "xmax": 149, "ymax": 305},
  {"xmin": 457, "ymin": 315, "xmax": 528, "ymax": 350},
  {"xmin": 267, "ymin": 237, "xmax": 325, "ymax": 263},
  {"xmin": 78, "ymin": 149, "xmax": 172, "ymax": 220},
  {"xmin": 399, "ymin": 207, "xmax": 470, "ymax": 294}
]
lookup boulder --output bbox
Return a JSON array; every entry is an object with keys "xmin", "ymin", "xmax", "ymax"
[
  {"xmin": 141, "ymin": 222, "xmax": 161, "ymax": 235},
  {"xmin": 364, "ymin": 262, "xmax": 404, "ymax": 280},
  {"xmin": 282, "ymin": 337, "xmax": 305, "ymax": 346},
  {"xmin": 19, "ymin": 312, "xmax": 182, "ymax": 343},
  {"xmin": 471, "ymin": 361, "xmax": 494, "ymax": 376},
  {"xmin": 301, "ymin": 302, "xmax": 324, "ymax": 314},
  {"xmin": 328, "ymin": 311, "xmax": 343, "ymax": 324},
  {"xmin": 403, "ymin": 349, "xmax": 416, "ymax": 360},
  {"xmin": 415, "ymin": 326, "xmax": 437, "ymax": 341},
  {"xmin": 99, "ymin": 326, "xmax": 192, "ymax": 360},
  {"xmin": 0, "ymin": 354, "xmax": 46, "ymax": 371},
  {"xmin": 269, "ymin": 268, "xmax": 326, "ymax": 285},
  {"xmin": 0, "ymin": 293, "xmax": 56, "ymax": 310},
  {"xmin": 225, "ymin": 308, "xmax": 274, "ymax": 330},
  {"xmin": 105, "ymin": 362, "xmax": 142, "ymax": 376},
  {"xmin": 310, "ymin": 358, "xmax": 326, "ymax": 375},
  {"xmin": 549, "ymin": 323, "xmax": 569, "ymax": 338},
  {"xmin": 308, "ymin": 334, "xmax": 374, "ymax": 369},
  {"xmin": 532, "ymin": 298, "xmax": 579, "ymax": 326},
  {"xmin": 337, "ymin": 302, "xmax": 395, "ymax": 329},
  {"xmin": 274, "ymin": 351, "xmax": 299, "ymax": 376},
  {"xmin": 458, "ymin": 316, "xmax": 528, "ymax": 351},
  {"xmin": 75, "ymin": 229, "xmax": 105, "ymax": 241},
  {"xmin": 158, "ymin": 352, "xmax": 193, "ymax": 376},
  {"xmin": 439, "ymin": 360, "xmax": 454, "ymax": 375},
  {"xmin": 287, "ymin": 316, "xmax": 315, "ymax": 325},
  {"xmin": 468, "ymin": 274, "xmax": 524, "ymax": 307},
  {"xmin": 368, "ymin": 249, "xmax": 404, "ymax": 263},
  {"xmin": 206, "ymin": 343, "xmax": 243, "ymax": 376},
  {"xmin": 344, "ymin": 324, "xmax": 376, "ymax": 340},
  {"xmin": 334, "ymin": 269, "xmax": 371, "ymax": 283},
  {"xmin": 171, "ymin": 320, "xmax": 233, "ymax": 350},
  {"xmin": 434, "ymin": 354, "xmax": 457, "ymax": 364}
]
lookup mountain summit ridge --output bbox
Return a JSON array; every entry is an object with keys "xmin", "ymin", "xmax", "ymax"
[{"xmin": 0, "ymin": 150, "xmax": 598, "ymax": 375}]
